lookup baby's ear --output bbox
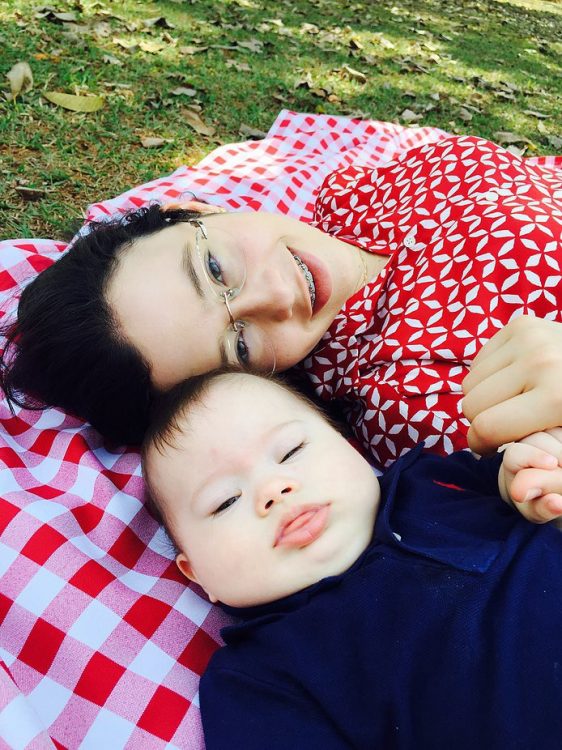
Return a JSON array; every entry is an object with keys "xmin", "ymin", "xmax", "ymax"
[
  {"xmin": 162, "ymin": 200, "xmax": 226, "ymax": 215},
  {"xmin": 176, "ymin": 552, "xmax": 197, "ymax": 582},
  {"xmin": 175, "ymin": 553, "xmax": 218, "ymax": 603}
]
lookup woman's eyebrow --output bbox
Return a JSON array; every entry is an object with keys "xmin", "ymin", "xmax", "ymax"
[{"xmin": 181, "ymin": 240, "xmax": 204, "ymax": 298}]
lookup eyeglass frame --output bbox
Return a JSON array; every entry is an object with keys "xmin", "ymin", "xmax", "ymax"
[{"xmin": 188, "ymin": 217, "xmax": 277, "ymax": 373}]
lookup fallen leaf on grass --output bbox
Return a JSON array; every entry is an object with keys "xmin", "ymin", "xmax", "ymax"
[
  {"xmin": 43, "ymin": 91, "xmax": 104, "ymax": 112},
  {"xmin": 143, "ymin": 16, "xmax": 175, "ymax": 29},
  {"xmin": 15, "ymin": 186, "xmax": 46, "ymax": 201},
  {"xmin": 6, "ymin": 62, "xmax": 34, "ymax": 98},
  {"xmin": 179, "ymin": 45, "xmax": 209, "ymax": 55},
  {"xmin": 225, "ymin": 60, "xmax": 251, "ymax": 72},
  {"xmin": 36, "ymin": 9, "xmax": 77, "ymax": 22},
  {"xmin": 239, "ymin": 123, "xmax": 267, "ymax": 139},
  {"xmin": 170, "ymin": 86, "xmax": 197, "ymax": 97},
  {"xmin": 139, "ymin": 39, "xmax": 167, "ymax": 54},
  {"xmin": 183, "ymin": 109, "xmax": 215, "ymax": 136},
  {"xmin": 523, "ymin": 109, "xmax": 550, "ymax": 119},
  {"xmin": 547, "ymin": 135, "xmax": 562, "ymax": 149},
  {"xmin": 341, "ymin": 64, "xmax": 367, "ymax": 84},
  {"xmin": 493, "ymin": 131, "xmax": 532, "ymax": 145},
  {"xmin": 140, "ymin": 136, "xmax": 173, "ymax": 148},
  {"xmin": 506, "ymin": 145, "xmax": 526, "ymax": 158},
  {"xmin": 458, "ymin": 107, "xmax": 473, "ymax": 122},
  {"xmin": 237, "ymin": 39, "xmax": 264, "ymax": 53},
  {"xmin": 400, "ymin": 109, "xmax": 423, "ymax": 123},
  {"xmin": 113, "ymin": 37, "xmax": 138, "ymax": 50},
  {"xmin": 102, "ymin": 54, "xmax": 123, "ymax": 66}
]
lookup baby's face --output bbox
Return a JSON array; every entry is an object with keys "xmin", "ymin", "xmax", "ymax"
[{"xmin": 146, "ymin": 375, "xmax": 380, "ymax": 607}]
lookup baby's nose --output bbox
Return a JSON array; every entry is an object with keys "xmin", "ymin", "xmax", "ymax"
[{"xmin": 255, "ymin": 477, "xmax": 297, "ymax": 516}]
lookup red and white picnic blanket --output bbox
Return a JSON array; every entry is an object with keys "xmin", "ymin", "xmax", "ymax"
[{"xmin": 1, "ymin": 110, "xmax": 559, "ymax": 750}]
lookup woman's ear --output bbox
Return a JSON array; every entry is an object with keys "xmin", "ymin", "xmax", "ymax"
[
  {"xmin": 176, "ymin": 552, "xmax": 218, "ymax": 603},
  {"xmin": 163, "ymin": 200, "xmax": 226, "ymax": 215}
]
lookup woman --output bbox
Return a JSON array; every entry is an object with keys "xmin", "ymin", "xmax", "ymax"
[{"xmin": 2, "ymin": 134, "xmax": 562, "ymax": 466}]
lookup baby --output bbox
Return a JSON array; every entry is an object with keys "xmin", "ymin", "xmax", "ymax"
[{"xmin": 143, "ymin": 371, "xmax": 562, "ymax": 750}]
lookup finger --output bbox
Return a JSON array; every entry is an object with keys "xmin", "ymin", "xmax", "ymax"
[
  {"xmin": 463, "ymin": 342, "xmax": 514, "ymax": 395},
  {"xmin": 462, "ymin": 360, "xmax": 521, "ymax": 420},
  {"xmin": 517, "ymin": 432, "xmax": 562, "ymax": 463},
  {"xmin": 510, "ymin": 466, "xmax": 562, "ymax": 506},
  {"xmin": 503, "ymin": 443, "xmax": 558, "ymax": 478},
  {"xmin": 469, "ymin": 324, "xmax": 513, "ymax": 369},
  {"xmin": 543, "ymin": 427, "xmax": 562, "ymax": 444},
  {"xmin": 524, "ymin": 494, "xmax": 562, "ymax": 524},
  {"xmin": 467, "ymin": 392, "xmax": 561, "ymax": 455}
]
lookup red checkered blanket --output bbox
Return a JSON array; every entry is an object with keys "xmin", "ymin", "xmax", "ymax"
[{"xmin": 1, "ymin": 111, "xmax": 558, "ymax": 749}]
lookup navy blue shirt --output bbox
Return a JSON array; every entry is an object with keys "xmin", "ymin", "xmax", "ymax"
[{"xmin": 200, "ymin": 446, "xmax": 562, "ymax": 749}]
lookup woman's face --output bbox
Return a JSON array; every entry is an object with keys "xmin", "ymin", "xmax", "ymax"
[{"xmin": 106, "ymin": 211, "xmax": 360, "ymax": 389}]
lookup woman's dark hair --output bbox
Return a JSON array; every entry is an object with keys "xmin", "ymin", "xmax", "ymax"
[{"xmin": 0, "ymin": 204, "xmax": 203, "ymax": 445}]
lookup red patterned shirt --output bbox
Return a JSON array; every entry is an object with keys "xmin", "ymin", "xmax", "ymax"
[{"xmin": 303, "ymin": 136, "xmax": 562, "ymax": 468}]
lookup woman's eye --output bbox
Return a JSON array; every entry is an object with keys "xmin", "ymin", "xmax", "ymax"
[
  {"xmin": 235, "ymin": 327, "xmax": 250, "ymax": 368},
  {"xmin": 281, "ymin": 443, "xmax": 304, "ymax": 463},
  {"xmin": 207, "ymin": 252, "xmax": 225, "ymax": 285},
  {"xmin": 213, "ymin": 495, "xmax": 239, "ymax": 515}
]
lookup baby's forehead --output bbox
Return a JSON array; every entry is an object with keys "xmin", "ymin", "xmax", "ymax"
[{"xmin": 149, "ymin": 374, "xmax": 315, "ymax": 461}]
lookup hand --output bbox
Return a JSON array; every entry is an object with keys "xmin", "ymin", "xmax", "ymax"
[
  {"xmin": 462, "ymin": 316, "xmax": 562, "ymax": 455},
  {"xmin": 499, "ymin": 429, "xmax": 562, "ymax": 524}
]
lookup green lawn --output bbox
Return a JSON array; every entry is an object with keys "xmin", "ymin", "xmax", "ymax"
[{"xmin": 1, "ymin": 0, "xmax": 561, "ymax": 240}]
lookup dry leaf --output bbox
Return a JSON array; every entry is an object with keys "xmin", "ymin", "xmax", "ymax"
[
  {"xmin": 113, "ymin": 37, "xmax": 138, "ymax": 50},
  {"xmin": 400, "ymin": 109, "xmax": 422, "ymax": 123},
  {"xmin": 143, "ymin": 16, "xmax": 175, "ymax": 29},
  {"xmin": 458, "ymin": 107, "xmax": 473, "ymax": 122},
  {"xmin": 342, "ymin": 64, "xmax": 367, "ymax": 84},
  {"xmin": 102, "ymin": 54, "xmax": 123, "ymax": 66},
  {"xmin": 506, "ymin": 145, "xmax": 526, "ymax": 158},
  {"xmin": 170, "ymin": 86, "xmax": 197, "ymax": 97},
  {"xmin": 547, "ymin": 135, "xmax": 562, "ymax": 149},
  {"xmin": 139, "ymin": 40, "xmax": 166, "ymax": 54},
  {"xmin": 43, "ymin": 91, "xmax": 105, "ymax": 112},
  {"xmin": 179, "ymin": 45, "xmax": 208, "ymax": 55},
  {"xmin": 15, "ymin": 186, "xmax": 46, "ymax": 201},
  {"xmin": 183, "ymin": 109, "xmax": 215, "ymax": 136},
  {"xmin": 493, "ymin": 131, "xmax": 532, "ymax": 145},
  {"xmin": 140, "ymin": 136, "xmax": 173, "ymax": 148},
  {"xmin": 523, "ymin": 109, "xmax": 550, "ymax": 119},
  {"xmin": 237, "ymin": 39, "xmax": 263, "ymax": 53},
  {"xmin": 6, "ymin": 62, "xmax": 34, "ymax": 98},
  {"xmin": 225, "ymin": 60, "xmax": 251, "ymax": 72},
  {"xmin": 239, "ymin": 123, "xmax": 267, "ymax": 139}
]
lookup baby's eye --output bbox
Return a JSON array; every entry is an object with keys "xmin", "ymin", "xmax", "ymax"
[
  {"xmin": 213, "ymin": 495, "xmax": 239, "ymax": 516},
  {"xmin": 207, "ymin": 252, "xmax": 226, "ymax": 286},
  {"xmin": 280, "ymin": 443, "xmax": 304, "ymax": 463}
]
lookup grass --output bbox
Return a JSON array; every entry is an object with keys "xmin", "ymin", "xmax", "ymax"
[{"xmin": 1, "ymin": 0, "xmax": 562, "ymax": 240}]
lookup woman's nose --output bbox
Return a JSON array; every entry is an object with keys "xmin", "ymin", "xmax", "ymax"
[
  {"xmin": 231, "ymin": 269, "xmax": 295, "ymax": 322},
  {"xmin": 255, "ymin": 476, "xmax": 298, "ymax": 516}
]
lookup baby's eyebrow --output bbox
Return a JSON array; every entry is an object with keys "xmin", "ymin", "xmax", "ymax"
[{"xmin": 182, "ymin": 240, "xmax": 203, "ymax": 299}]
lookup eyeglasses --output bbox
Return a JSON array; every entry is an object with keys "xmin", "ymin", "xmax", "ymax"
[{"xmin": 191, "ymin": 219, "xmax": 276, "ymax": 373}]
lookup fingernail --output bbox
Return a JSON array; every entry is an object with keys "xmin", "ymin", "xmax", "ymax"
[{"xmin": 524, "ymin": 488, "xmax": 542, "ymax": 502}]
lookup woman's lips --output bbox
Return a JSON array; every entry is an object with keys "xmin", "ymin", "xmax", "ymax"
[
  {"xmin": 289, "ymin": 249, "xmax": 332, "ymax": 316},
  {"xmin": 274, "ymin": 504, "xmax": 331, "ymax": 549}
]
